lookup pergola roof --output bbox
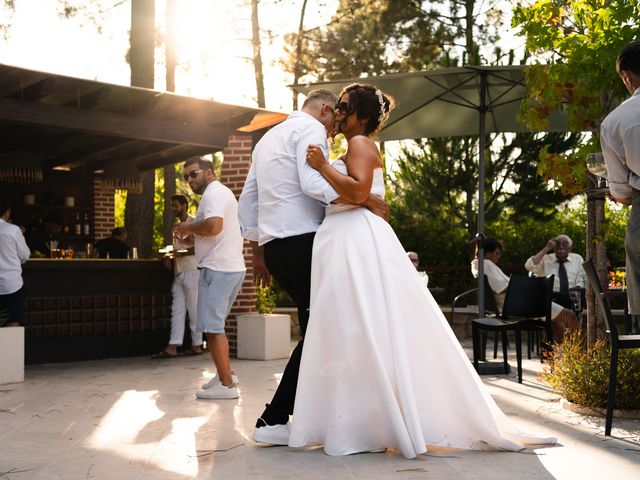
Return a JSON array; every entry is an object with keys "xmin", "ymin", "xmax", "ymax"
[{"xmin": 0, "ymin": 63, "xmax": 287, "ymax": 172}]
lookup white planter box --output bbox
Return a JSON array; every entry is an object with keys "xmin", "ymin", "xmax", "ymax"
[
  {"xmin": 0, "ymin": 326, "xmax": 24, "ymax": 384},
  {"xmin": 237, "ymin": 313, "xmax": 291, "ymax": 360}
]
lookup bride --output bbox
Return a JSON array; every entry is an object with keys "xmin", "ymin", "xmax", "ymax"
[{"xmin": 287, "ymin": 83, "xmax": 556, "ymax": 459}]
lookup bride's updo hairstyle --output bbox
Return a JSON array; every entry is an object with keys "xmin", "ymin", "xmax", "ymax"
[{"xmin": 340, "ymin": 83, "xmax": 395, "ymax": 136}]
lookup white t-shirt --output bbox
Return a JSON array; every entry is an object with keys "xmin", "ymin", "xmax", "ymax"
[
  {"xmin": 195, "ymin": 181, "xmax": 246, "ymax": 273},
  {"xmin": 0, "ymin": 218, "xmax": 31, "ymax": 294},
  {"xmin": 173, "ymin": 215, "xmax": 198, "ymax": 275}
]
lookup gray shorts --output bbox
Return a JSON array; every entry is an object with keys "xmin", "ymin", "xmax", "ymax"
[{"xmin": 196, "ymin": 268, "xmax": 245, "ymax": 334}]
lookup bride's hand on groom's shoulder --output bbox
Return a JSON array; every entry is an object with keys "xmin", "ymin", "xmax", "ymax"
[{"xmin": 306, "ymin": 145, "xmax": 329, "ymax": 171}]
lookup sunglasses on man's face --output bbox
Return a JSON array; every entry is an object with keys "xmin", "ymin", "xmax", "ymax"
[
  {"xmin": 335, "ymin": 101, "xmax": 350, "ymax": 114},
  {"xmin": 183, "ymin": 169, "xmax": 203, "ymax": 181}
]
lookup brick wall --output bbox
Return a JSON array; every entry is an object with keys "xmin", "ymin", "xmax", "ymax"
[
  {"xmin": 92, "ymin": 176, "xmax": 115, "ymax": 240},
  {"xmin": 220, "ymin": 134, "xmax": 256, "ymax": 356}
]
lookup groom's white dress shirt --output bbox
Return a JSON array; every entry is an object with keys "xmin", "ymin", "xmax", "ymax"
[{"xmin": 238, "ymin": 111, "xmax": 339, "ymax": 246}]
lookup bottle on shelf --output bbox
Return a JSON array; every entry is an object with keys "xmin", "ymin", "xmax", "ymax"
[
  {"xmin": 83, "ymin": 213, "xmax": 90, "ymax": 236},
  {"xmin": 74, "ymin": 213, "xmax": 81, "ymax": 235}
]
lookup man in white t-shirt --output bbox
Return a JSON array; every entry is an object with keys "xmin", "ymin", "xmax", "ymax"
[
  {"xmin": 472, "ymin": 237, "xmax": 577, "ymax": 342},
  {"xmin": 0, "ymin": 200, "xmax": 30, "ymax": 326},
  {"xmin": 152, "ymin": 195, "xmax": 201, "ymax": 359},
  {"xmin": 173, "ymin": 157, "xmax": 246, "ymax": 400}
]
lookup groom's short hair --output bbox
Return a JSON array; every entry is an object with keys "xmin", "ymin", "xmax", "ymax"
[{"xmin": 302, "ymin": 89, "xmax": 338, "ymax": 109}]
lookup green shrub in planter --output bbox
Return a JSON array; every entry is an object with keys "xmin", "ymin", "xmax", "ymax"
[
  {"xmin": 256, "ymin": 282, "xmax": 277, "ymax": 315},
  {"xmin": 542, "ymin": 333, "xmax": 640, "ymax": 410}
]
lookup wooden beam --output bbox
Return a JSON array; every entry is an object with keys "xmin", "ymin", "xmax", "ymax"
[
  {"xmin": 135, "ymin": 146, "xmax": 215, "ymax": 171},
  {"xmin": 54, "ymin": 139, "xmax": 144, "ymax": 169},
  {"xmin": 0, "ymin": 97, "xmax": 230, "ymax": 148},
  {"xmin": 88, "ymin": 143, "xmax": 190, "ymax": 171}
]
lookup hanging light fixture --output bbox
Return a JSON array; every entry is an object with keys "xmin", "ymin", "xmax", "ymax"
[
  {"xmin": 101, "ymin": 161, "xmax": 143, "ymax": 194},
  {"xmin": 0, "ymin": 149, "xmax": 43, "ymax": 183}
]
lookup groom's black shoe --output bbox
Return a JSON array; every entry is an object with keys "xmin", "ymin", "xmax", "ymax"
[{"xmin": 253, "ymin": 417, "xmax": 291, "ymax": 446}]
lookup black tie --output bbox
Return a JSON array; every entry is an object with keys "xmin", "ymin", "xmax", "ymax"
[{"xmin": 558, "ymin": 260, "xmax": 569, "ymax": 295}]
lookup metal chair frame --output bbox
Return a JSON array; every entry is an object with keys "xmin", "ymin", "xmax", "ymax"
[{"xmin": 582, "ymin": 260, "xmax": 640, "ymax": 435}]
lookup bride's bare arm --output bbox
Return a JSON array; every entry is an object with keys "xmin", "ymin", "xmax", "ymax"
[{"xmin": 306, "ymin": 136, "xmax": 381, "ymax": 205}]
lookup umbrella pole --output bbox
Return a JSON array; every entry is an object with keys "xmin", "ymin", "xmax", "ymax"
[{"xmin": 477, "ymin": 71, "xmax": 487, "ymax": 317}]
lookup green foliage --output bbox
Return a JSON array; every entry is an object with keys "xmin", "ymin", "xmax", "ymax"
[
  {"xmin": 390, "ymin": 132, "xmax": 582, "ymax": 241},
  {"xmin": 0, "ymin": 306, "xmax": 9, "ymax": 327},
  {"xmin": 256, "ymin": 282, "xmax": 277, "ymax": 315},
  {"xmin": 282, "ymin": 0, "xmax": 453, "ymax": 81},
  {"xmin": 542, "ymin": 332, "xmax": 640, "ymax": 410},
  {"xmin": 512, "ymin": 0, "xmax": 640, "ymax": 193}
]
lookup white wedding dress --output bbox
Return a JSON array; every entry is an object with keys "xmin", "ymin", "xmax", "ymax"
[{"xmin": 288, "ymin": 160, "xmax": 556, "ymax": 459}]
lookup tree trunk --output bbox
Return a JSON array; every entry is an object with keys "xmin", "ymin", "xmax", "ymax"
[
  {"xmin": 162, "ymin": 0, "xmax": 177, "ymax": 246},
  {"xmin": 251, "ymin": 0, "xmax": 265, "ymax": 108},
  {"xmin": 292, "ymin": 0, "xmax": 309, "ymax": 110},
  {"xmin": 586, "ymin": 177, "xmax": 608, "ymax": 346},
  {"xmin": 125, "ymin": 0, "xmax": 155, "ymax": 258}
]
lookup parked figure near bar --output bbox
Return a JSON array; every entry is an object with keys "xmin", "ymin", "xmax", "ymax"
[
  {"xmin": 173, "ymin": 157, "xmax": 246, "ymax": 399},
  {"xmin": 475, "ymin": 237, "xmax": 577, "ymax": 342},
  {"xmin": 95, "ymin": 227, "xmax": 129, "ymax": 259},
  {"xmin": 26, "ymin": 211, "xmax": 64, "ymax": 257},
  {"xmin": 152, "ymin": 195, "xmax": 202, "ymax": 359},
  {"xmin": 0, "ymin": 200, "xmax": 30, "ymax": 326},
  {"xmin": 524, "ymin": 234, "xmax": 585, "ymax": 310},
  {"xmin": 601, "ymin": 41, "xmax": 640, "ymax": 325}
]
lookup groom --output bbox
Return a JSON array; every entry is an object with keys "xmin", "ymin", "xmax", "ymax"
[{"xmin": 238, "ymin": 89, "xmax": 388, "ymax": 445}]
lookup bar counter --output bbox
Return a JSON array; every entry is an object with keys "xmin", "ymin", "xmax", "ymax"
[{"xmin": 22, "ymin": 259, "xmax": 173, "ymax": 364}]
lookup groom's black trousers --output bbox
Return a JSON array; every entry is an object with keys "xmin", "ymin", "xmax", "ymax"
[{"xmin": 261, "ymin": 232, "xmax": 315, "ymax": 425}]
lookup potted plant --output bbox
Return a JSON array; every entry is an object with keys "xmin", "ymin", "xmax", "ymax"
[{"xmin": 236, "ymin": 282, "xmax": 291, "ymax": 360}]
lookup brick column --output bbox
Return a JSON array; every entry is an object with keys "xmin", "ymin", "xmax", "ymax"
[
  {"xmin": 92, "ymin": 176, "xmax": 115, "ymax": 240},
  {"xmin": 221, "ymin": 134, "xmax": 256, "ymax": 356}
]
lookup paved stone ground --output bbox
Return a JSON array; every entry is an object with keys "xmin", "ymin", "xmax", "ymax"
[{"xmin": 0, "ymin": 342, "xmax": 638, "ymax": 480}]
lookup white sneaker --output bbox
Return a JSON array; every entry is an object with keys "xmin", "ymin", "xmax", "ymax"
[
  {"xmin": 202, "ymin": 373, "xmax": 239, "ymax": 389},
  {"xmin": 252, "ymin": 421, "xmax": 291, "ymax": 446},
  {"xmin": 195, "ymin": 382, "xmax": 239, "ymax": 399}
]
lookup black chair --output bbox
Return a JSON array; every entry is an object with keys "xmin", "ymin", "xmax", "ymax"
[
  {"xmin": 582, "ymin": 260, "xmax": 640, "ymax": 436},
  {"xmin": 472, "ymin": 274, "xmax": 554, "ymax": 383},
  {"xmin": 451, "ymin": 275, "xmax": 500, "ymax": 360}
]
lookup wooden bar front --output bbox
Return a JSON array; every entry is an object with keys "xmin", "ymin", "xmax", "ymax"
[{"xmin": 22, "ymin": 259, "xmax": 173, "ymax": 364}]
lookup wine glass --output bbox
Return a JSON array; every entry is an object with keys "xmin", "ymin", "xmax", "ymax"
[
  {"xmin": 586, "ymin": 153, "xmax": 607, "ymax": 178},
  {"xmin": 586, "ymin": 153, "xmax": 608, "ymax": 189}
]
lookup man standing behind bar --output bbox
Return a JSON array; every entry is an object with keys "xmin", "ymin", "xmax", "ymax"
[
  {"xmin": 601, "ymin": 41, "xmax": 640, "ymax": 324},
  {"xmin": 173, "ymin": 157, "xmax": 245, "ymax": 400},
  {"xmin": 0, "ymin": 200, "xmax": 30, "ymax": 326}
]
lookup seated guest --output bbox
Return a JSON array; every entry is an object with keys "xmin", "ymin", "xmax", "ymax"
[
  {"xmin": 96, "ymin": 227, "xmax": 129, "ymax": 259},
  {"xmin": 407, "ymin": 251, "xmax": 429, "ymax": 287},
  {"xmin": 525, "ymin": 234, "xmax": 585, "ymax": 309},
  {"xmin": 26, "ymin": 212, "xmax": 65, "ymax": 257},
  {"xmin": 472, "ymin": 237, "xmax": 577, "ymax": 343}
]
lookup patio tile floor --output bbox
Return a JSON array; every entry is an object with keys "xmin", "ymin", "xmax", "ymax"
[{"xmin": 0, "ymin": 341, "xmax": 638, "ymax": 479}]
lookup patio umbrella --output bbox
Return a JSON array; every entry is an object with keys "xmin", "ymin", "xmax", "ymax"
[{"xmin": 292, "ymin": 65, "xmax": 568, "ymax": 315}]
